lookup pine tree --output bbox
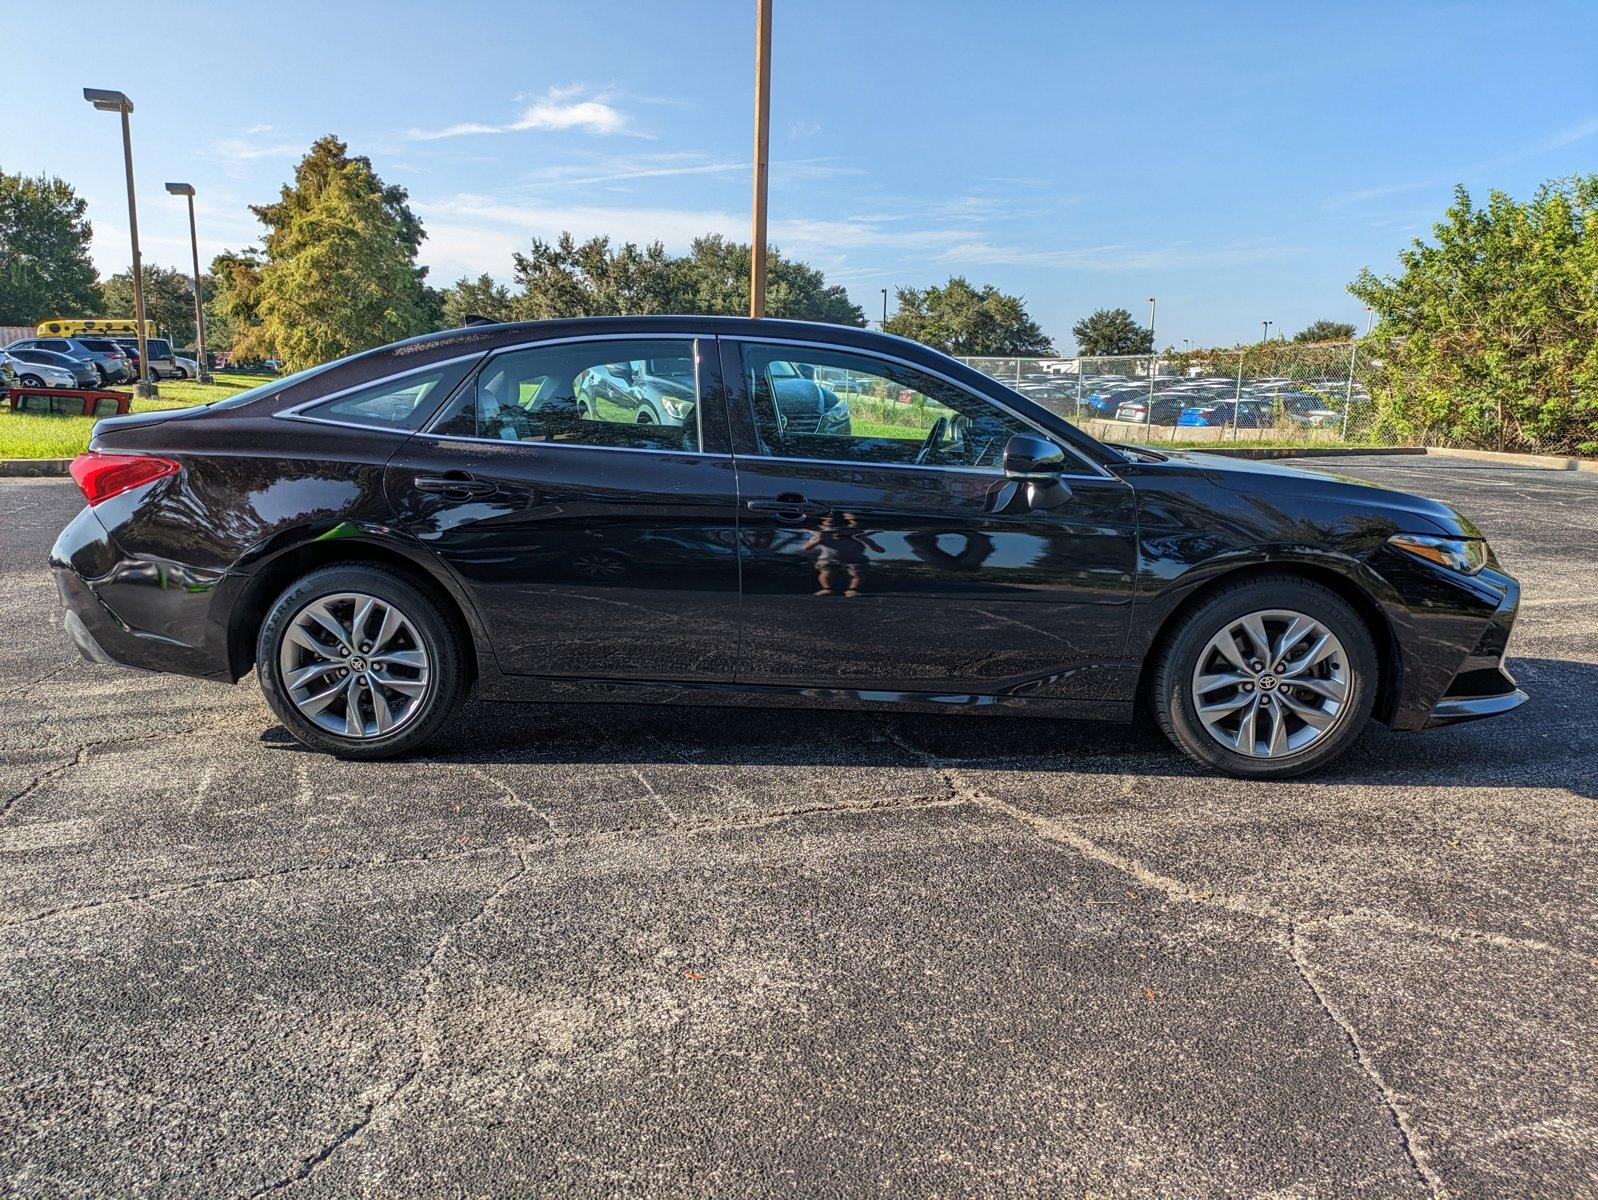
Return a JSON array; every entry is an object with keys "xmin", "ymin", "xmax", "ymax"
[{"xmin": 252, "ymin": 137, "xmax": 429, "ymax": 370}]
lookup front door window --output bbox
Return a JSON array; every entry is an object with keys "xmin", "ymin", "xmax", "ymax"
[{"xmin": 741, "ymin": 343, "xmax": 1033, "ymax": 470}]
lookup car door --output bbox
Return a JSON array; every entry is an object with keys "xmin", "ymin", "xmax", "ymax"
[
  {"xmin": 722, "ymin": 338, "xmax": 1139, "ymax": 702},
  {"xmin": 385, "ymin": 334, "xmax": 742, "ymax": 682}
]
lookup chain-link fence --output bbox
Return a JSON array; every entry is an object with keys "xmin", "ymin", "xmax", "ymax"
[{"xmin": 958, "ymin": 343, "xmax": 1375, "ymax": 445}]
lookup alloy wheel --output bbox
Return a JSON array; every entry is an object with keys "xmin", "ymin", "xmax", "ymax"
[
  {"xmin": 1190, "ymin": 608, "xmax": 1350, "ymax": 758},
  {"xmin": 277, "ymin": 591, "xmax": 431, "ymax": 738}
]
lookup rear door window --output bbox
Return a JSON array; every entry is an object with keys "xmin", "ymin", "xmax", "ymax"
[{"xmin": 429, "ymin": 338, "xmax": 706, "ymax": 452}]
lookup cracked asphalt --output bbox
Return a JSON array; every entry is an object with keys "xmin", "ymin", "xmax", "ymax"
[{"xmin": 1, "ymin": 454, "xmax": 1595, "ymax": 1198}]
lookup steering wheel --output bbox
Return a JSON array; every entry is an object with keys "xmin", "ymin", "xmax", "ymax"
[{"xmin": 914, "ymin": 416, "xmax": 949, "ymax": 465}]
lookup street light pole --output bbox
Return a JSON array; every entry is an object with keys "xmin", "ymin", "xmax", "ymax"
[
  {"xmin": 85, "ymin": 88, "xmax": 153, "ymax": 397},
  {"xmin": 881, "ymin": 287, "xmax": 888, "ymax": 329},
  {"xmin": 166, "ymin": 183, "xmax": 210, "ymax": 383},
  {"xmin": 749, "ymin": 0, "xmax": 772, "ymax": 319},
  {"xmin": 1262, "ymin": 319, "xmax": 1272, "ymax": 343}
]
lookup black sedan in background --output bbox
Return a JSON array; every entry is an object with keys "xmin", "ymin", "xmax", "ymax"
[{"xmin": 50, "ymin": 318, "xmax": 1526, "ymax": 777}]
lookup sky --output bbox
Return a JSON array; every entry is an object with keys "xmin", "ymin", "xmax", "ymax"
[{"xmin": 4, "ymin": 0, "xmax": 1596, "ymax": 351}]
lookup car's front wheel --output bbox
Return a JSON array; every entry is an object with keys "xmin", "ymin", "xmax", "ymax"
[
  {"xmin": 1151, "ymin": 575, "xmax": 1376, "ymax": 778},
  {"xmin": 256, "ymin": 564, "xmax": 467, "ymax": 759}
]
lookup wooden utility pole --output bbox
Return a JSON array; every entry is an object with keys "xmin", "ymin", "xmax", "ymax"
[{"xmin": 750, "ymin": 0, "xmax": 772, "ymax": 318}]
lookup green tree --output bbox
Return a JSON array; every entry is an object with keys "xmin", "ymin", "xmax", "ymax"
[
  {"xmin": 439, "ymin": 273, "xmax": 513, "ymax": 327},
  {"xmin": 509, "ymin": 233, "xmax": 681, "ymax": 320},
  {"xmin": 507, "ymin": 231, "xmax": 864, "ymax": 325},
  {"xmin": 100, "ymin": 263, "xmax": 207, "ymax": 347},
  {"xmin": 0, "ymin": 168, "xmax": 101, "ymax": 324},
  {"xmin": 885, "ymin": 276, "xmax": 1051, "ymax": 355},
  {"xmin": 252, "ymin": 136, "xmax": 430, "ymax": 371},
  {"xmin": 1292, "ymin": 319, "xmax": 1356, "ymax": 343},
  {"xmin": 1350, "ymin": 178, "xmax": 1598, "ymax": 453},
  {"xmin": 676, "ymin": 235, "xmax": 865, "ymax": 324},
  {"xmin": 207, "ymin": 248, "xmax": 269, "ymax": 362},
  {"xmin": 1070, "ymin": 307, "xmax": 1153, "ymax": 357}
]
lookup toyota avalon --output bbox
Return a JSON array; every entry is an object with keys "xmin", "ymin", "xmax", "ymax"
[{"xmin": 50, "ymin": 317, "xmax": 1526, "ymax": 777}]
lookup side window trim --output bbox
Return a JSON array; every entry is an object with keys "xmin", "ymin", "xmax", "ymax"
[{"xmin": 724, "ymin": 336, "xmax": 1111, "ymax": 479}]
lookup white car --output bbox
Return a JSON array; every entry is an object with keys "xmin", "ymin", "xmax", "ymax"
[
  {"xmin": 172, "ymin": 356, "xmax": 201, "ymax": 379},
  {"xmin": 1, "ymin": 352, "xmax": 80, "ymax": 389}
]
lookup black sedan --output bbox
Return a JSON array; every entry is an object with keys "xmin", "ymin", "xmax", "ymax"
[{"xmin": 50, "ymin": 317, "xmax": 1525, "ymax": 778}]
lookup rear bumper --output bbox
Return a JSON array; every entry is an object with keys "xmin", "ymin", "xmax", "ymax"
[{"xmin": 51, "ymin": 503, "xmax": 234, "ymax": 680}]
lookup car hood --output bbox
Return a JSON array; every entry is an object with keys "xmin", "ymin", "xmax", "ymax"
[{"xmin": 1129, "ymin": 449, "xmax": 1481, "ymax": 538}]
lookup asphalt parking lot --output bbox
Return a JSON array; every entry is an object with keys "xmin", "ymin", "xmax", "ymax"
[{"xmin": 2, "ymin": 455, "xmax": 1594, "ymax": 1198}]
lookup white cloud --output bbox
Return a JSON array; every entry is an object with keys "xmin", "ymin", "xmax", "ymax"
[
  {"xmin": 408, "ymin": 85, "xmax": 643, "ymax": 141},
  {"xmin": 203, "ymin": 125, "xmax": 304, "ymax": 177},
  {"xmin": 788, "ymin": 120, "xmax": 821, "ymax": 139}
]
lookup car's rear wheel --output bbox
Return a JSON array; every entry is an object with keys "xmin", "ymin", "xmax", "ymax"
[
  {"xmin": 257, "ymin": 564, "xmax": 467, "ymax": 759},
  {"xmin": 1151, "ymin": 575, "xmax": 1376, "ymax": 778}
]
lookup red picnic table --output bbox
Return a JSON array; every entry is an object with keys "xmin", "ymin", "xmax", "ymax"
[{"xmin": 6, "ymin": 385, "xmax": 135, "ymax": 417}]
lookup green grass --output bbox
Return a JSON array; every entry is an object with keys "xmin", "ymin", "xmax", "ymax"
[{"xmin": 0, "ymin": 373, "xmax": 275, "ymax": 459}]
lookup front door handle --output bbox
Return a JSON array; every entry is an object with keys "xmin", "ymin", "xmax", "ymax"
[
  {"xmin": 415, "ymin": 472, "xmax": 496, "ymax": 498},
  {"xmin": 747, "ymin": 495, "xmax": 831, "ymax": 520}
]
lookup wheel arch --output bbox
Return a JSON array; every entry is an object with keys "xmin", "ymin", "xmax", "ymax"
[
  {"xmin": 226, "ymin": 535, "xmax": 486, "ymax": 685},
  {"xmin": 1136, "ymin": 560, "xmax": 1402, "ymax": 723}
]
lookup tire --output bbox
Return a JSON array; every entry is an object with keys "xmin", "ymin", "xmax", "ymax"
[
  {"xmin": 19, "ymin": 374, "xmax": 42, "ymax": 388},
  {"xmin": 174, "ymin": 366, "xmax": 189, "ymax": 380},
  {"xmin": 256, "ymin": 564, "xmax": 468, "ymax": 760},
  {"xmin": 1151, "ymin": 574, "xmax": 1376, "ymax": 779}
]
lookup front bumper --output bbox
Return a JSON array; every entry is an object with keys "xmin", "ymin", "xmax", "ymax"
[
  {"xmin": 1420, "ymin": 570, "xmax": 1527, "ymax": 727},
  {"xmin": 1377, "ymin": 551, "xmax": 1528, "ymax": 731}
]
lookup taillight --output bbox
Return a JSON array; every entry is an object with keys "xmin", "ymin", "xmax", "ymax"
[{"xmin": 69, "ymin": 452, "xmax": 180, "ymax": 506}]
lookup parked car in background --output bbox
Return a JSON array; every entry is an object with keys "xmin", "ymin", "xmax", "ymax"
[
  {"xmin": 70, "ymin": 337, "xmax": 133, "ymax": 383},
  {"xmin": 6, "ymin": 347, "xmax": 99, "ymax": 389},
  {"xmin": 172, "ymin": 356, "xmax": 201, "ymax": 379},
  {"xmin": 1177, "ymin": 398, "xmax": 1276, "ymax": 428},
  {"xmin": 765, "ymin": 359, "xmax": 852, "ymax": 434},
  {"xmin": 5, "ymin": 336, "xmax": 123, "ymax": 384},
  {"xmin": 574, "ymin": 352, "xmax": 701, "ymax": 428},
  {"xmin": 1116, "ymin": 394, "xmax": 1186, "ymax": 425},
  {"xmin": 113, "ymin": 340, "xmax": 141, "ymax": 380},
  {"xmin": 112, "ymin": 337, "xmax": 181, "ymax": 380},
  {"xmin": 0, "ymin": 353, "xmax": 15, "ymax": 393}
]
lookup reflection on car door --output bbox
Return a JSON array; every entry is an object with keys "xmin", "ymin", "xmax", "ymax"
[
  {"xmin": 723, "ymin": 339, "xmax": 1139, "ymax": 703},
  {"xmin": 386, "ymin": 336, "xmax": 741, "ymax": 683}
]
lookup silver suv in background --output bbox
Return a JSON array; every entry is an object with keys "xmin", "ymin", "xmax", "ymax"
[{"xmin": 3, "ymin": 336, "xmax": 129, "ymax": 385}]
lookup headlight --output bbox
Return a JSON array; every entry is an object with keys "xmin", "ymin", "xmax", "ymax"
[
  {"xmin": 660, "ymin": 394, "xmax": 693, "ymax": 420},
  {"xmin": 1387, "ymin": 533, "xmax": 1489, "ymax": 575}
]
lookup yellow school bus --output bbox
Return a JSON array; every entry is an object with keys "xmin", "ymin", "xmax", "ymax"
[{"xmin": 35, "ymin": 318, "xmax": 160, "ymax": 338}]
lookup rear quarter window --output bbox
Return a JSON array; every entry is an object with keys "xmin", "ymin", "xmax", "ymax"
[{"xmin": 295, "ymin": 361, "xmax": 476, "ymax": 431}]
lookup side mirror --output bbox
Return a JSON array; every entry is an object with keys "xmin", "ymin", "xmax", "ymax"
[
  {"xmin": 989, "ymin": 433, "xmax": 1072, "ymax": 513},
  {"xmin": 1002, "ymin": 433, "xmax": 1066, "ymax": 478}
]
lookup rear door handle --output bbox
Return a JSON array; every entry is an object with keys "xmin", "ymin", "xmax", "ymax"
[
  {"xmin": 747, "ymin": 495, "xmax": 831, "ymax": 519},
  {"xmin": 414, "ymin": 473, "xmax": 496, "ymax": 498}
]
